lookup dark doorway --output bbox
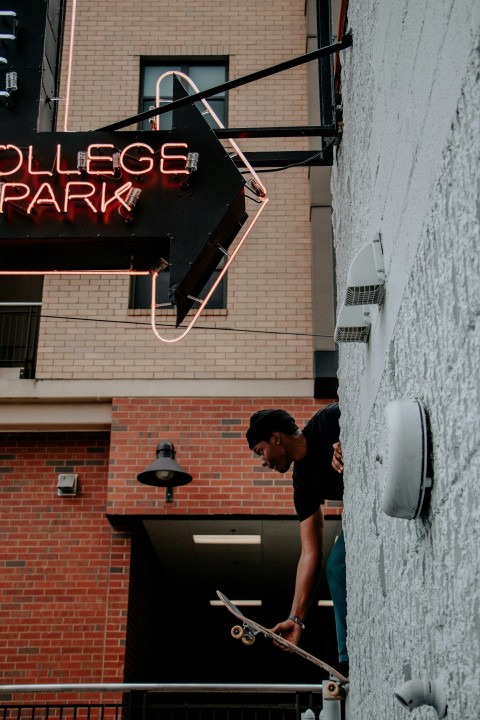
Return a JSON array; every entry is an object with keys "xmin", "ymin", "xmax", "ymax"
[{"xmin": 124, "ymin": 516, "xmax": 342, "ymax": 685}]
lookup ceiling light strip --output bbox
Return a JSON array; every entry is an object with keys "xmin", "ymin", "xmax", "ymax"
[{"xmin": 193, "ymin": 534, "xmax": 261, "ymax": 544}]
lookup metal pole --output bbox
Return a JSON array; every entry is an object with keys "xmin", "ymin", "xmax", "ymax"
[
  {"xmin": 0, "ymin": 683, "xmax": 324, "ymax": 694},
  {"xmin": 95, "ymin": 35, "xmax": 352, "ymax": 132}
]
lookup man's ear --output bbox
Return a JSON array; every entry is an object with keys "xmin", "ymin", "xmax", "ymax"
[{"xmin": 272, "ymin": 432, "xmax": 281, "ymax": 445}]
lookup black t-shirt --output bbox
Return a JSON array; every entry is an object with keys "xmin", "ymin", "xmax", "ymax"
[{"xmin": 293, "ymin": 402, "xmax": 343, "ymax": 521}]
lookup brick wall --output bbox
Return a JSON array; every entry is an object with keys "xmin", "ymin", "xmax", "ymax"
[
  {"xmin": 0, "ymin": 396, "xmax": 340, "ymax": 691},
  {"xmin": 107, "ymin": 396, "xmax": 335, "ymax": 515},
  {"xmin": 0, "ymin": 432, "xmax": 129, "ymax": 691}
]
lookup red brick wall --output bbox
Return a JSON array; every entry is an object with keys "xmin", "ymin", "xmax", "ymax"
[
  {"xmin": 108, "ymin": 397, "xmax": 338, "ymax": 515},
  {"xmin": 0, "ymin": 397, "xmax": 340, "ymax": 694},
  {"xmin": 0, "ymin": 431, "xmax": 129, "ymax": 692}
]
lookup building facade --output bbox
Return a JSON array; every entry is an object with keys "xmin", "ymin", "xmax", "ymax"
[{"xmin": 0, "ymin": 0, "xmax": 342, "ymax": 703}]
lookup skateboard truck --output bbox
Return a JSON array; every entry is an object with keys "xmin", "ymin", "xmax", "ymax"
[{"xmin": 231, "ymin": 623, "xmax": 257, "ymax": 645}]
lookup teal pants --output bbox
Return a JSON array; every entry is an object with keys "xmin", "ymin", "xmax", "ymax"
[{"xmin": 325, "ymin": 529, "xmax": 348, "ymax": 663}]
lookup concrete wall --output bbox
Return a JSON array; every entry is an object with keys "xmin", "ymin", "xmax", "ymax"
[{"xmin": 331, "ymin": 0, "xmax": 479, "ymax": 717}]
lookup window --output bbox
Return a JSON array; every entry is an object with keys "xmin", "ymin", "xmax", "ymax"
[
  {"xmin": 140, "ymin": 60, "xmax": 227, "ymax": 130},
  {"xmin": 130, "ymin": 60, "xmax": 228, "ymax": 312},
  {"xmin": 0, "ymin": 276, "xmax": 43, "ymax": 378}
]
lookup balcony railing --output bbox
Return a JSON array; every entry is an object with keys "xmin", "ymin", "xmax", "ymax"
[
  {"xmin": 0, "ymin": 683, "xmax": 332, "ymax": 720},
  {"xmin": 0, "ymin": 303, "xmax": 41, "ymax": 379}
]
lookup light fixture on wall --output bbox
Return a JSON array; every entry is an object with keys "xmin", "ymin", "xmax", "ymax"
[
  {"xmin": 335, "ymin": 233, "xmax": 385, "ymax": 343},
  {"xmin": 57, "ymin": 473, "xmax": 78, "ymax": 497},
  {"xmin": 376, "ymin": 399, "xmax": 432, "ymax": 519},
  {"xmin": 136, "ymin": 441, "xmax": 192, "ymax": 502}
]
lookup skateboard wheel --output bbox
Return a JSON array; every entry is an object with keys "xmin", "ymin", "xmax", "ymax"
[
  {"xmin": 326, "ymin": 682, "xmax": 345, "ymax": 699},
  {"xmin": 241, "ymin": 633, "xmax": 255, "ymax": 646},
  {"xmin": 231, "ymin": 625, "xmax": 244, "ymax": 640}
]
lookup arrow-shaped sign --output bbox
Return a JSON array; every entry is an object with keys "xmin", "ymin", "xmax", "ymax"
[{"xmin": 0, "ymin": 77, "xmax": 253, "ymax": 326}]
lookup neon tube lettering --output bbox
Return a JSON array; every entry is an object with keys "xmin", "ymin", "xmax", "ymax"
[
  {"xmin": 64, "ymin": 182, "xmax": 98, "ymax": 213},
  {"xmin": 87, "ymin": 144, "xmax": 115, "ymax": 175},
  {"xmin": 0, "ymin": 144, "xmax": 23, "ymax": 176},
  {"xmin": 27, "ymin": 183, "xmax": 62, "ymax": 214},
  {"xmin": 100, "ymin": 181, "xmax": 133, "ymax": 212},
  {"xmin": 120, "ymin": 143, "xmax": 154, "ymax": 175},
  {"xmin": 55, "ymin": 144, "xmax": 81, "ymax": 176},
  {"xmin": 0, "ymin": 183, "xmax": 30, "ymax": 212},
  {"xmin": 160, "ymin": 143, "xmax": 188, "ymax": 174},
  {"xmin": 28, "ymin": 146, "xmax": 53, "ymax": 177}
]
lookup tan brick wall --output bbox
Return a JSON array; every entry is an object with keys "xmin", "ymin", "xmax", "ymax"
[{"xmin": 35, "ymin": 0, "xmax": 314, "ymax": 381}]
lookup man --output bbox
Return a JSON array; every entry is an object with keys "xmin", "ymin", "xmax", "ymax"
[{"xmin": 246, "ymin": 403, "xmax": 348, "ymax": 676}]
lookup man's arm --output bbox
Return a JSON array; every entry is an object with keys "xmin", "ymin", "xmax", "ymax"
[{"xmin": 270, "ymin": 508, "xmax": 324, "ymax": 646}]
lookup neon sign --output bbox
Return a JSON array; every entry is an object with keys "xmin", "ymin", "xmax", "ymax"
[
  {"xmin": 0, "ymin": 69, "xmax": 268, "ymax": 345},
  {"xmin": 0, "ymin": 142, "xmax": 190, "ymax": 216}
]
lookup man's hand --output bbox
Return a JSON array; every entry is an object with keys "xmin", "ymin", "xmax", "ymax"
[
  {"xmin": 269, "ymin": 618, "xmax": 303, "ymax": 650},
  {"xmin": 332, "ymin": 441, "xmax": 344, "ymax": 473}
]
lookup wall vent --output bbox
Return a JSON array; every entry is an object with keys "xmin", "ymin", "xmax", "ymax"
[
  {"xmin": 335, "ymin": 233, "xmax": 385, "ymax": 343},
  {"xmin": 345, "ymin": 233, "xmax": 385, "ymax": 306},
  {"xmin": 334, "ymin": 304, "xmax": 371, "ymax": 343}
]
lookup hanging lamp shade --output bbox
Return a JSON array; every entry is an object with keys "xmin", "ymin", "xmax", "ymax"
[{"xmin": 136, "ymin": 441, "xmax": 193, "ymax": 488}]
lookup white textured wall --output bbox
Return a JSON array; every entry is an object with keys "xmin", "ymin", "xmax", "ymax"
[{"xmin": 331, "ymin": 1, "xmax": 480, "ymax": 717}]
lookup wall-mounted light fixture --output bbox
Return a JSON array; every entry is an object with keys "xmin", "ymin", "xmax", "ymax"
[
  {"xmin": 376, "ymin": 399, "xmax": 432, "ymax": 519},
  {"xmin": 57, "ymin": 473, "xmax": 78, "ymax": 497},
  {"xmin": 136, "ymin": 440, "xmax": 192, "ymax": 502}
]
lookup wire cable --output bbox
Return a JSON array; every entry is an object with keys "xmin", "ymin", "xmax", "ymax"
[{"xmin": 6, "ymin": 309, "xmax": 334, "ymax": 339}]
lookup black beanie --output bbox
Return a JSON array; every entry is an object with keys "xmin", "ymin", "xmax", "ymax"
[{"xmin": 246, "ymin": 409, "xmax": 298, "ymax": 449}]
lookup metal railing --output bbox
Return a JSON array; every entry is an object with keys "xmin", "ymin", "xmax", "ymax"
[
  {"xmin": 0, "ymin": 684, "xmax": 326, "ymax": 720},
  {"xmin": 0, "ymin": 303, "xmax": 41, "ymax": 379}
]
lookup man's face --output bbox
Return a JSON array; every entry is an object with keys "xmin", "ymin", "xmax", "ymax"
[{"xmin": 252, "ymin": 434, "xmax": 293, "ymax": 474}]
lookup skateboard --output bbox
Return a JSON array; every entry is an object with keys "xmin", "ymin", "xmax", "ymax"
[{"xmin": 216, "ymin": 590, "xmax": 349, "ymax": 686}]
